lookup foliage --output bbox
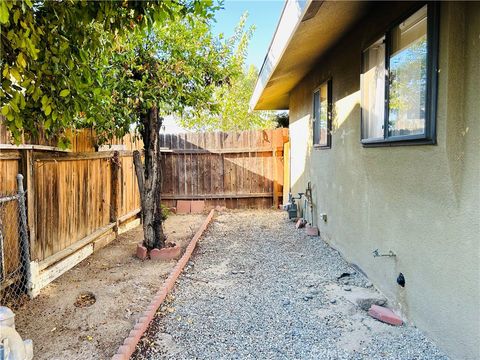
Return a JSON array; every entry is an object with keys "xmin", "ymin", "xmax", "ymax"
[
  {"xmin": 275, "ymin": 112, "xmax": 289, "ymax": 128},
  {"xmin": 179, "ymin": 15, "xmax": 277, "ymax": 132},
  {"xmin": 160, "ymin": 204, "xmax": 171, "ymax": 221},
  {"xmin": 97, "ymin": 8, "xmax": 239, "ymax": 143},
  {"xmin": 0, "ymin": 0, "xmax": 220, "ymax": 144}
]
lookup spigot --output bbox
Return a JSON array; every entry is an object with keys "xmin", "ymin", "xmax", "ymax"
[{"xmin": 372, "ymin": 249, "xmax": 396, "ymax": 257}]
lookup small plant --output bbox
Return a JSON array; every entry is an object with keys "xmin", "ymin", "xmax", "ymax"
[{"xmin": 160, "ymin": 204, "xmax": 171, "ymax": 221}]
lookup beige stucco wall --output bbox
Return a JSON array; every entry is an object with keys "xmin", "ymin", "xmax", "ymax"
[{"xmin": 288, "ymin": 2, "xmax": 480, "ymax": 359}]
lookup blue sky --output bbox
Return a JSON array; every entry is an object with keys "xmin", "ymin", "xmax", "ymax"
[{"xmin": 212, "ymin": 0, "xmax": 285, "ymax": 69}]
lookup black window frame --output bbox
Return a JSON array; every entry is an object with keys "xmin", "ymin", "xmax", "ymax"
[
  {"xmin": 313, "ymin": 78, "xmax": 333, "ymax": 149},
  {"xmin": 360, "ymin": 2, "xmax": 440, "ymax": 147}
]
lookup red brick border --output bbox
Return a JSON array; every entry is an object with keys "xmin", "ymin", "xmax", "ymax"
[{"xmin": 112, "ymin": 209, "xmax": 215, "ymax": 360}]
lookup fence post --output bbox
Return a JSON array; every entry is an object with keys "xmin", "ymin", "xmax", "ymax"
[
  {"xmin": 20, "ymin": 149, "xmax": 36, "ymax": 260},
  {"xmin": 110, "ymin": 151, "xmax": 121, "ymax": 234},
  {"xmin": 16, "ymin": 173, "xmax": 32, "ymax": 294}
]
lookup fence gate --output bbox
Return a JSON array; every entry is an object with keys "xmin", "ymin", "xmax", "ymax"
[{"xmin": 0, "ymin": 174, "xmax": 31, "ymax": 308}]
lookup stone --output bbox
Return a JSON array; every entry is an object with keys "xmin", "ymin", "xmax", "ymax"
[
  {"xmin": 344, "ymin": 286, "xmax": 352, "ymax": 291},
  {"xmin": 330, "ymin": 299, "xmax": 337, "ymax": 304},
  {"xmin": 282, "ymin": 299, "xmax": 291, "ymax": 306},
  {"xmin": 231, "ymin": 270, "xmax": 238, "ymax": 275},
  {"xmin": 365, "ymin": 282, "xmax": 373, "ymax": 288},
  {"xmin": 150, "ymin": 245, "xmax": 182, "ymax": 261},
  {"xmin": 136, "ymin": 243, "xmax": 148, "ymax": 260},
  {"xmin": 176, "ymin": 200, "xmax": 191, "ymax": 214},
  {"xmin": 341, "ymin": 286, "xmax": 387, "ymax": 311},
  {"xmin": 306, "ymin": 225, "xmax": 319, "ymax": 236},
  {"xmin": 368, "ymin": 305, "xmax": 403, "ymax": 326},
  {"xmin": 190, "ymin": 200, "xmax": 205, "ymax": 213},
  {"xmin": 295, "ymin": 218, "xmax": 306, "ymax": 229},
  {"xmin": 356, "ymin": 297, "xmax": 386, "ymax": 311}
]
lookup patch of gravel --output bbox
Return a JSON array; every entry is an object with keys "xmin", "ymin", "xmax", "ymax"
[{"xmin": 133, "ymin": 210, "xmax": 449, "ymax": 360}]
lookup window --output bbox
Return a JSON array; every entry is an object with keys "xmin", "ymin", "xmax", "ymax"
[
  {"xmin": 360, "ymin": 4, "xmax": 439, "ymax": 145},
  {"xmin": 313, "ymin": 79, "xmax": 332, "ymax": 148}
]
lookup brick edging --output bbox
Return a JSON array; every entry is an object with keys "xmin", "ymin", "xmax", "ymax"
[{"xmin": 112, "ymin": 209, "xmax": 215, "ymax": 360}]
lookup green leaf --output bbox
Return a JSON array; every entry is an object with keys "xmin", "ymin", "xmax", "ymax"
[
  {"xmin": 44, "ymin": 105, "xmax": 52, "ymax": 116},
  {"xmin": 10, "ymin": 68, "xmax": 21, "ymax": 82},
  {"xmin": 14, "ymin": 116, "xmax": 22, "ymax": 129},
  {"xmin": 0, "ymin": 1, "xmax": 9, "ymax": 24},
  {"xmin": 17, "ymin": 52, "xmax": 27, "ymax": 68},
  {"xmin": 1, "ymin": 105, "xmax": 9, "ymax": 116},
  {"xmin": 60, "ymin": 89, "xmax": 70, "ymax": 97}
]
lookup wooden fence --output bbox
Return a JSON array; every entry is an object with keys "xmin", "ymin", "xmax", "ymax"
[
  {"xmin": 0, "ymin": 127, "xmax": 143, "ymax": 296},
  {"xmin": 0, "ymin": 126, "xmax": 288, "ymax": 297},
  {"xmin": 159, "ymin": 128, "xmax": 289, "ymax": 209}
]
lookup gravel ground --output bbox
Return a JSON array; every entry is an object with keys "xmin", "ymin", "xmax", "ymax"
[{"xmin": 133, "ymin": 210, "xmax": 449, "ymax": 360}]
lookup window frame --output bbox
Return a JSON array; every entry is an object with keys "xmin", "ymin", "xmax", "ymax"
[
  {"xmin": 360, "ymin": 2, "xmax": 439, "ymax": 147},
  {"xmin": 312, "ymin": 78, "xmax": 333, "ymax": 149}
]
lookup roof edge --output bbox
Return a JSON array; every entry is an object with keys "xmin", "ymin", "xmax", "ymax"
[{"xmin": 249, "ymin": 0, "xmax": 313, "ymax": 111}]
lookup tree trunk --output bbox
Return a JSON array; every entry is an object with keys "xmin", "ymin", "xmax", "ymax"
[{"xmin": 133, "ymin": 106, "xmax": 166, "ymax": 250}]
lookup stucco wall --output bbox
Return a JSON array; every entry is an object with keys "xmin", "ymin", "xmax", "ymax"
[{"xmin": 288, "ymin": 2, "xmax": 480, "ymax": 359}]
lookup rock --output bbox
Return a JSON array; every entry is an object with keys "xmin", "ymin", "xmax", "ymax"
[
  {"xmin": 341, "ymin": 286, "xmax": 388, "ymax": 311},
  {"xmin": 238, "ymin": 270, "xmax": 245, "ymax": 274},
  {"xmin": 344, "ymin": 286, "xmax": 352, "ymax": 291},
  {"xmin": 217, "ymin": 295, "xmax": 225, "ymax": 299},
  {"xmin": 295, "ymin": 218, "xmax": 306, "ymax": 229},
  {"xmin": 306, "ymin": 284, "xmax": 315, "ymax": 288},
  {"xmin": 231, "ymin": 270, "xmax": 238, "ymax": 275},
  {"xmin": 282, "ymin": 299, "xmax": 291, "ymax": 306},
  {"xmin": 365, "ymin": 282, "xmax": 373, "ymax": 288},
  {"xmin": 330, "ymin": 299, "xmax": 337, "ymax": 304},
  {"xmin": 356, "ymin": 297, "xmax": 386, "ymax": 311}
]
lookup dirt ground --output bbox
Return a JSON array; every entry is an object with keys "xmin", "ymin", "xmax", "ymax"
[{"xmin": 14, "ymin": 213, "xmax": 207, "ymax": 360}]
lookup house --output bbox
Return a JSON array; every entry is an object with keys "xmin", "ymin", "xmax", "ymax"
[{"xmin": 250, "ymin": 1, "xmax": 479, "ymax": 359}]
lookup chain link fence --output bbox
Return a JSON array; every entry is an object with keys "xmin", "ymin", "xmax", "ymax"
[{"xmin": 0, "ymin": 174, "xmax": 31, "ymax": 309}]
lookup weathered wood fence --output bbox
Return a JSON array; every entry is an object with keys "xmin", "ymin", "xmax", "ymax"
[
  {"xmin": 0, "ymin": 129, "xmax": 143, "ymax": 297},
  {"xmin": 159, "ymin": 128, "xmax": 289, "ymax": 209}
]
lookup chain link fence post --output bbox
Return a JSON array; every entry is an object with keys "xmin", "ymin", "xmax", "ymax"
[{"xmin": 16, "ymin": 174, "xmax": 31, "ymax": 294}]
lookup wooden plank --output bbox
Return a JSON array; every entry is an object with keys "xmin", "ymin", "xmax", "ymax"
[
  {"xmin": 37, "ymin": 223, "xmax": 116, "ymax": 271},
  {"xmin": 118, "ymin": 218, "xmax": 141, "ymax": 235},
  {"xmin": 161, "ymin": 193, "xmax": 273, "ymax": 199},
  {"xmin": 165, "ymin": 148, "xmax": 274, "ymax": 154},
  {"xmin": 35, "ymin": 244, "xmax": 93, "ymax": 293}
]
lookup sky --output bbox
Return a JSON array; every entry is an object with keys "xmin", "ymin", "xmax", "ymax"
[
  {"xmin": 212, "ymin": 0, "xmax": 285, "ymax": 69},
  {"xmin": 163, "ymin": 0, "xmax": 285, "ymax": 133}
]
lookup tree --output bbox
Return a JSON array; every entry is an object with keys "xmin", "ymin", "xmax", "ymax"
[
  {"xmin": 274, "ymin": 112, "xmax": 289, "ymax": 128},
  {"xmin": 179, "ymin": 15, "xmax": 277, "ymax": 132},
  {"xmin": 1, "ymin": 0, "xmax": 243, "ymax": 251},
  {"xmin": 110, "ymin": 13, "xmax": 238, "ymax": 250},
  {"xmin": 0, "ymin": 0, "xmax": 218, "ymax": 144}
]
